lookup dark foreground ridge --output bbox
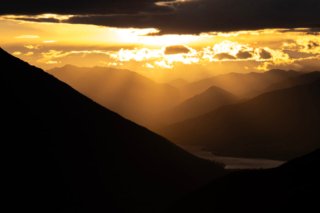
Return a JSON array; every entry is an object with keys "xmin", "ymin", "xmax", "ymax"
[
  {"xmin": 0, "ymin": 48, "xmax": 223, "ymax": 213},
  {"xmin": 170, "ymin": 149, "xmax": 320, "ymax": 212}
]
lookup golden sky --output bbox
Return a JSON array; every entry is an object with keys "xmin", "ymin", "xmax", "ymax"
[{"xmin": 1, "ymin": 14, "xmax": 320, "ymax": 82}]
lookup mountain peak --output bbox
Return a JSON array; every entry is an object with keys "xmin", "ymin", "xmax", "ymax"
[
  {"xmin": 162, "ymin": 85, "xmax": 238, "ymax": 124},
  {"xmin": 205, "ymin": 85, "xmax": 233, "ymax": 94}
]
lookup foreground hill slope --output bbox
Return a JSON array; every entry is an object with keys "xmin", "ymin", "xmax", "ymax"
[
  {"xmin": 1, "ymin": 48, "xmax": 223, "ymax": 213},
  {"xmin": 170, "ymin": 149, "xmax": 320, "ymax": 212}
]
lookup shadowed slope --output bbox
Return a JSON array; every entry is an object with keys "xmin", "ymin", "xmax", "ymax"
[
  {"xmin": 170, "ymin": 149, "xmax": 320, "ymax": 212},
  {"xmin": 1, "ymin": 48, "xmax": 223, "ymax": 213}
]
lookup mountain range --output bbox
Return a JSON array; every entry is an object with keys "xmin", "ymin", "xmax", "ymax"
[
  {"xmin": 180, "ymin": 69, "xmax": 300, "ymax": 100},
  {"xmin": 2, "ymin": 47, "xmax": 320, "ymax": 213},
  {"xmin": 161, "ymin": 77, "xmax": 320, "ymax": 160},
  {"xmin": 264, "ymin": 71, "xmax": 320, "ymax": 93},
  {"xmin": 48, "ymin": 66, "xmax": 303, "ymax": 130}
]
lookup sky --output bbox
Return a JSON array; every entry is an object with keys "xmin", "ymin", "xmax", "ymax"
[{"xmin": 1, "ymin": 0, "xmax": 320, "ymax": 82}]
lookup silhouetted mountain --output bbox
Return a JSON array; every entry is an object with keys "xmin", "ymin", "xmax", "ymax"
[
  {"xmin": 181, "ymin": 69, "xmax": 299, "ymax": 99},
  {"xmin": 170, "ymin": 149, "xmax": 320, "ymax": 212},
  {"xmin": 1, "ymin": 48, "xmax": 224, "ymax": 213},
  {"xmin": 161, "ymin": 80, "xmax": 320, "ymax": 160},
  {"xmin": 265, "ymin": 71, "xmax": 320, "ymax": 92},
  {"xmin": 49, "ymin": 65, "xmax": 181, "ymax": 128},
  {"xmin": 161, "ymin": 86, "xmax": 238, "ymax": 124}
]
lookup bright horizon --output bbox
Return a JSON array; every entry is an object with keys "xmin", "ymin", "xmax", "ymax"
[{"xmin": 1, "ymin": 13, "xmax": 320, "ymax": 82}]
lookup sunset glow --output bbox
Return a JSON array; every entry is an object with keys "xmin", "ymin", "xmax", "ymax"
[
  {"xmin": 2, "ymin": 1, "xmax": 320, "ymax": 212},
  {"xmin": 1, "ymin": 13, "xmax": 320, "ymax": 82}
]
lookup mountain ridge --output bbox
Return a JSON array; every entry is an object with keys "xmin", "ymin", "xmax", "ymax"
[
  {"xmin": 161, "ymin": 78, "xmax": 320, "ymax": 160},
  {"xmin": 180, "ymin": 69, "xmax": 300, "ymax": 99},
  {"xmin": 1, "ymin": 48, "xmax": 223, "ymax": 213}
]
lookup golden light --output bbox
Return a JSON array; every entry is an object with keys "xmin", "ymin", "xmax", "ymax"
[
  {"xmin": 212, "ymin": 41, "xmax": 247, "ymax": 56},
  {"xmin": 136, "ymin": 34, "xmax": 201, "ymax": 46},
  {"xmin": 1, "ymin": 14, "xmax": 73, "ymax": 21},
  {"xmin": 110, "ymin": 45, "xmax": 200, "ymax": 69},
  {"xmin": 0, "ymin": 14, "xmax": 319, "ymax": 77}
]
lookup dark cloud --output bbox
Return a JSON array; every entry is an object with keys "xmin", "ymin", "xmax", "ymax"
[
  {"xmin": 308, "ymin": 41, "xmax": 320, "ymax": 49},
  {"xmin": 164, "ymin": 45, "xmax": 190, "ymax": 55},
  {"xmin": 236, "ymin": 51, "xmax": 253, "ymax": 59},
  {"xmin": 15, "ymin": 17, "xmax": 60, "ymax": 23},
  {"xmin": 0, "ymin": 0, "xmax": 171, "ymax": 15},
  {"xmin": 214, "ymin": 53, "xmax": 236, "ymax": 60},
  {"xmin": 259, "ymin": 49, "xmax": 273, "ymax": 59},
  {"xmin": 283, "ymin": 50, "xmax": 315, "ymax": 59},
  {"xmin": 1, "ymin": 0, "xmax": 320, "ymax": 34}
]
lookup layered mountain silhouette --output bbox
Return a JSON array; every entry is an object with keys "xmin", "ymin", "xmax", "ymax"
[
  {"xmin": 265, "ymin": 71, "xmax": 320, "ymax": 93},
  {"xmin": 180, "ymin": 69, "xmax": 299, "ymax": 100},
  {"xmin": 161, "ymin": 80, "xmax": 320, "ymax": 160},
  {"xmin": 170, "ymin": 149, "xmax": 320, "ymax": 212},
  {"xmin": 161, "ymin": 86, "xmax": 238, "ymax": 124},
  {"xmin": 1, "ymin": 48, "xmax": 224, "ymax": 213},
  {"xmin": 49, "ymin": 65, "xmax": 181, "ymax": 128}
]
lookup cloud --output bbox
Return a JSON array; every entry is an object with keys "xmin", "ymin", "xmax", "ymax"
[
  {"xmin": 236, "ymin": 51, "xmax": 253, "ymax": 59},
  {"xmin": 214, "ymin": 53, "xmax": 236, "ymax": 60},
  {"xmin": 12, "ymin": 51, "xmax": 22, "ymax": 56},
  {"xmin": 164, "ymin": 45, "xmax": 190, "ymax": 54},
  {"xmin": 1, "ymin": 0, "xmax": 319, "ymax": 34},
  {"xmin": 34, "ymin": 42, "xmax": 292, "ymax": 70},
  {"xmin": 40, "ymin": 49, "xmax": 112, "ymax": 62},
  {"xmin": 24, "ymin": 45, "xmax": 39, "ymax": 50},
  {"xmin": 0, "ymin": 0, "xmax": 171, "ymax": 15},
  {"xmin": 24, "ymin": 51, "xmax": 34, "ymax": 56},
  {"xmin": 15, "ymin": 35, "xmax": 40, "ymax": 39},
  {"xmin": 2, "ymin": 14, "xmax": 73, "ymax": 23},
  {"xmin": 259, "ymin": 49, "xmax": 273, "ymax": 59},
  {"xmin": 308, "ymin": 41, "xmax": 320, "ymax": 49},
  {"xmin": 109, "ymin": 46, "xmax": 199, "ymax": 69},
  {"xmin": 43, "ymin": 40, "xmax": 57, "ymax": 44},
  {"xmin": 283, "ymin": 36, "xmax": 320, "ymax": 55}
]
